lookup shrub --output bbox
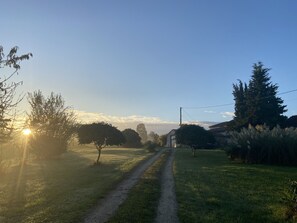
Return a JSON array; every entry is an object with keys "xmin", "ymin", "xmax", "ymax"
[
  {"xmin": 29, "ymin": 135, "xmax": 68, "ymax": 158},
  {"xmin": 176, "ymin": 124, "xmax": 216, "ymax": 156},
  {"xmin": 143, "ymin": 141, "xmax": 158, "ymax": 153},
  {"xmin": 27, "ymin": 91, "xmax": 76, "ymax": 159},
  {"xmin": 283, "ymin": 180, "xmax": 297, "ymax": 220},
  {"xmin": 226, "ymin": 125, "xmax": 297, "ymax": 165},
  {"xmin": 122, "ymin": 129, "xmax": 142, "ymax": 148}
]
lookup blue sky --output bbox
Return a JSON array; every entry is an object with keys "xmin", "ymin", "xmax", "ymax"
[{"xmin": 2, "ymin": 0, "xmax": 297, "ymax": 133}]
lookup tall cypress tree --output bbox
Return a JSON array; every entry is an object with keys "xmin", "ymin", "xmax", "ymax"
[
  {"xmin": 247, "ymin": 62, "xmax": 287, "ymax": 127},
  {"xmin": 232, "ymin": 62, "xmax": 287, "ymax": 129}
]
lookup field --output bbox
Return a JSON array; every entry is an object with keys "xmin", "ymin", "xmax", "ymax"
[
  {"xmin": 3, "ymin": 144, "xmax": 297, "ymax": 223},
  {"xmin": 174, "ymin": 148, "xmax": 297, "ymax": 223},
  {"xmin": 0, "ymin": 143, "xmax": 150, "ymax": 223}
]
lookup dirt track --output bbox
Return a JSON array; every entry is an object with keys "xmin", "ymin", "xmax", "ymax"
[
  {"xmin": 155, "ymin": 148, "xmax": 179, "ymax": 223},
  {"xmin": 84, "ymin": 147, "xmax": 179, "ymax": 223},
  {"xmin": 84, "ymin": 149, "xmax": 166, "ymax": 223}
]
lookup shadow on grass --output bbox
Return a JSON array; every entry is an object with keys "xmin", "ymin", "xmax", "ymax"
[{"xmin": 103, "ymin": 147, "xmax": 144, "ymax": 154}]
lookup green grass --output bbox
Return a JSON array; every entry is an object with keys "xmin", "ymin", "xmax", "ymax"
[
  {"xmin": 108, "ymin": 150, "xmax": 169, "ymax": 223},
  {"xmin": 0, "ymin": 144, "xmax": 150, "ymax": 223},
  {"xmin": 174, "ymin": 148, "xmax": 297, "ymax": 223}
]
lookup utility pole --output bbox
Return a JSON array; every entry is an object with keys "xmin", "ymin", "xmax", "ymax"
[{"xmin": 179, "ymin": 107, "xmax": 182, "ymax": 126}]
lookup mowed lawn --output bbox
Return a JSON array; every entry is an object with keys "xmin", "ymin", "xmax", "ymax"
[
  {"xmin": 0, "ymin": 144, "xmax": 150, "ymax": 223},
  {"xmin": 174, "ymin": 148, "xmax": 297, "ymax": 223}
]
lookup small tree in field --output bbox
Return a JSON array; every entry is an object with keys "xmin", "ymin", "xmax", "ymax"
[
  {"xmin": 27, "ymin": 91, "xmax": 76, "ymax": 158},
  {"xmin": 77, "ymin": 122, "xmax": 125, "ymax": 164},
  {"xmin": 176, "ymin": 124, "xmax": 215, "ymax": 156}
]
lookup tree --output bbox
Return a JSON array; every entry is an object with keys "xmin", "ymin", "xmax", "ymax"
[
  {"xmin": 136, "ymin": 123, "xmax": 147, "ymax": 143},
  {"xmin": 27, "ymin": 90, "xmax": 76, "ymax": 158},
  {"xmin": 159, "ymin": 134, "xmax": 167, "ymax": 147},
  {"xmin": 231, "ymin": 80, "xmax": 248, "ymax": 129},
  {"xmin": 77, "ymin": 122, "xmax": 125, "ymax": 164},
  {"xmin": 232, "ymin": 62, "xmax": 287, "ymax": 129},
  {"xmin": 284, "ymin": 115, "xmax": 297, "ymax": 128},
  {"xmin": 175, "ymin": 124, "xmax": 215, "ymax": 156},
  {"xmin": 122, "ymin": 128, "xmax": 142, "ymax": 148},
  {"xmin": 148, "ymin": 131, "xmax": 160, "ymax": 145},
  {"xmin": 247, "ymin": 62, "xmax": 287, "ymax": 126},
  {"xmin": 0, "ymin": 46, "xmax": 32, "ymax": 143}
]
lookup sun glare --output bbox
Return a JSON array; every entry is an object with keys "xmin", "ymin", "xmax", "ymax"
[{"xmin": 22, "ymin": 128, "xmax": 32, "ymax": 136}]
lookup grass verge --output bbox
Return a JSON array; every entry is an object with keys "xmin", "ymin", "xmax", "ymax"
[
  {"xmin": 0, "ymin": 145, "xmax": 150, "ymax": 223},
  {"xmin": 174, "ymin": 148, "xmax": 297, "ymax": 223},
  {"xmin": 108, "ymin": 149, "xmax": 169, "ymax": 223}
]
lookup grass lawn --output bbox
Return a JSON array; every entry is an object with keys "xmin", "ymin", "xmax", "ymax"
[
  {"xmin": 0, "ymin": 144, "xmax": 150, "ymax": 223},
  {"xmin": 174, "ymin": 148, "xmax": 297, "ymax": 223},
  {"xmin": 108, "ymin": 149, "xmax": 169, "ymax": 223}
]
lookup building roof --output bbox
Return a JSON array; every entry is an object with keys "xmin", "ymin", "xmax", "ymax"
[
  {"xmin": 209, "ymin": 121, "xmax": 232, "ymax": 129},
  {"xmin": 167, "ymin": 129, "xmax": 176, "ymax": 136}
]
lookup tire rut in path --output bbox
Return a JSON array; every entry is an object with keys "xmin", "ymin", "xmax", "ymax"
[
  {"xmin": 84, "ymin": 149, "xmax": 167, "ymax": 223},
  {"xmin": 155, "ymin": 148, "xmax": 179, "ymax": 223}
]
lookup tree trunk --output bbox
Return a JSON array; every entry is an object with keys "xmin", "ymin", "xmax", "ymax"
[
  {"xmin": 96, "ymin": 147, "xmax": 102, "ymax": 164},
  {"xmin": 192, "ymin": 148, "xmax": 196, "ymax": 157}
]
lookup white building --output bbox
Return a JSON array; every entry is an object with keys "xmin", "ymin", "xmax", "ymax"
[{"xmin": 165, "ymin": 129, "xmax": 176, "ymax": 148}]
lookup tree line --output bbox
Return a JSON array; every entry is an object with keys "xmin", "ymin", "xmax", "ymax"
[
  {"xmin": 2, "ymin": 45, "xmax": 297, "ymax": 166},
  {"xmin": 26, "ymin": 92, "xmax": 165, "ymax": 163},
  {"xmin": 0, "ymin": 46, "xmax": 167, "ymax": 165}
]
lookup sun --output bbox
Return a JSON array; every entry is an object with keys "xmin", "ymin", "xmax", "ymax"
[{"xmin": 22, "ymin": 128, "xmax": 32, "ymax": 136}]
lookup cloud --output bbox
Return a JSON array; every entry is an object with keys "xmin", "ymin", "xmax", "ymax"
[
  {"xmin": 74, "ymin": 110, "xmax": 176, "ymax": 125},
  {"xmin": 221, "ymin": 111, "xmax": 235, "ymax": 119},
  {"xmin": 13, "ymin": 109, "xmax": 222, "ymax": 135},
  {"xmin": 74, "ymin": 110, "xmax": 180, "ymax": 134},
  {"xmin": 204, "ymin": 110, "xmax": 216, "ymax": 114},
  {"xmin": 74, "ymin": 110, "xmax": 218, "ymax": 134}
]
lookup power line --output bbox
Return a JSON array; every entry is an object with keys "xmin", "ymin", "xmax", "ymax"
[
  {"xmin": 179, "ymin": 88, "xmax": 297, "ymax": 125},
  {"xmin": 183, "ymin": 109, "xmax": 198, "ymax": 122},
  {"xmin": 278, "ymin": 89, "xmax": 297, "ymax": 95},
  {"xmin": 182, "ymin": 88, "xmax": 297, "ymax": 110},
  {"xmin": 183, "ymin": 103, "xmax": 234, "ymax": 110}
]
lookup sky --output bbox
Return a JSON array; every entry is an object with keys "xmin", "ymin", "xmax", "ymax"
[{"xmin": 2, "ymin": 0, "xmax": 297, "ymax": 134}]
